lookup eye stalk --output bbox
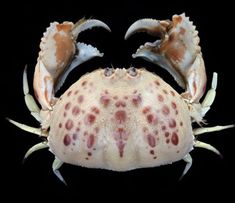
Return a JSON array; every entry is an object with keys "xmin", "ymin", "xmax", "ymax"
[
  {"xmin": 127, "ymin": 67, "xmax": 137, "ymax": 77},
  {"xmin": 104, "ymin": 67, "xmax": 115, "ymax": 77}
]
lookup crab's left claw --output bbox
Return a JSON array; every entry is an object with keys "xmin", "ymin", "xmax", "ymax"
[
  {"xmin": 55, "ymin": 19, "xmax": 111, "ymax": 91},
  {"xmin": 34, "ymin": 19, "xmax": 111, "ymax": 110},
  {"xmin": 125, "ymin": 13, "xmax": 206, "ymax": 103},
  {"xmin": 54, "ymin": 19, "xmax": 111, "ymax": 92}
]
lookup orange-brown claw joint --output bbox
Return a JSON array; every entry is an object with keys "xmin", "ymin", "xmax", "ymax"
[{"xmin": 125, "ymin": 13, "xmax": 207, "ymax": 103}]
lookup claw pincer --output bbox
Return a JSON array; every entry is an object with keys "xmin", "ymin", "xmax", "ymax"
[
  {"xmin": 34, "ymin": 19, "xmax": 110, "ymax": 110},
  {"xmin": 125, "ymin": 13, "xmax": 206, "ymax": 103}
]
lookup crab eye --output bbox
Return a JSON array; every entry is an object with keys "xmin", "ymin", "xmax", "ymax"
[
  {"xmin": 127, "ymin": 67, "xmax": 137, "ymax": 77},
  {"xmin": 104, "ymin": 67, "xmax": 115, "ymax": 77}
]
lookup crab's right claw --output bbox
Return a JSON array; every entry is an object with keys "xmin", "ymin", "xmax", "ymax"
[{"xmin": 125, "ymin": 14, "xmax": 206, "ymax": 103}]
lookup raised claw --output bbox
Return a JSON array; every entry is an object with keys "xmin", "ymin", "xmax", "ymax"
[
  {"xmin": 34, "ymin": 19, "xmax": 110, "ymax": 110},
  {"xmin": 125, "ymin": 13, "xmax": 206, "ymax": 103}
]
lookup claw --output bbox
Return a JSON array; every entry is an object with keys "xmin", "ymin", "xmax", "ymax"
[
  {"xmin": 72, "ymin": 18, "xmax": 111, "ymax": 39},
  {"xmin": 125, "ymin": 13, "xmax": 206, "ymax": 103},
  {"xmin": 33, "ymin": 19, "xmax": 110, "ymax": 110},
  {"xmin": 55, "ymin": 42, "xmax": 104, "ymax": 92}
]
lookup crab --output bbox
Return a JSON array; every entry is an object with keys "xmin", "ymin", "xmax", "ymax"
[{"xmin": 8, "ymin": 13, "xmax": 234, "ymax": 184}]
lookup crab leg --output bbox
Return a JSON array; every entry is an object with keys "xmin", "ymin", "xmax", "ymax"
[
  {"xmin": 125, "ymin": 13, "xmax": 206, "ymax": 103},
  {"xmin": 194, "ymin": 141, "xmax": 222, "ymax": 157},
  {"xmin": 24, "ymin": 141, "xmax": 48, "ymax": 161},
  {"xmin": 200, "ymin": 72, "xmax": 217, "ymax": 117},
  {"xmin": 52, "ymin": 157, "xmax": 66, "ymax": 185},
  {"xmin": 23, "ymin": 66, "xmax": 41, "ymax": 122},
  {"xmin": 7, "ymin": 118, "xmax": 47, "ymax": 137},
  {"xmin": 180, "ymin": 153, "xmax": 192, "ymax": 180},
  {"xmin": 194, "ymin": 124, "xmax": 235, "ymax": 136}
]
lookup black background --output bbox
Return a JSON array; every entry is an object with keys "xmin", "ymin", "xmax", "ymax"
[{"xmin": 2, "ymin": 0, "xmax": 235, "ymax": 201}]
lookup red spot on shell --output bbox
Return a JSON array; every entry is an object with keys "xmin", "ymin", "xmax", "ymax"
[
  {"xmin": 82, "ymin": 81, "xmax": 87, "ymax": 86},
  {"xmin": 132, "ymin": 94, "xmax": 142, "ymax": 106},
  {"xmin": 67, "ymin": 91, "xmax": 72, "ymax": 96},
  {"xmin": 85, "ymin": 114, "xmax": 96, "ymax": 125},
  {"xmin": 147, "ymin": 134, "xmax": 156, "ymax": 147},
  {"xmin": 171, "ymin": 102, "xmax": 177, "ymax": 109},
  {"xmin": 124, "ymin": 96, "xmax": 128, "ymax": 100},
  {"xmin": 100, "ymin": 95, "xmax": 110, "ymax": 107},
  {"xmin": 157, "ymin": 94, "xmax": 164, "ymax": 102},
  {"xmin": 78, "ymin": 95, "xmax": 84, "ymax": 103},
  {"xmin": 65, "ymin": 102, "xmax": 71, "ymax": 110},
  {"xmin": 155, "ymin": 80, "xmax": 160, "ymax": 86},
  {"xmin": 76, "ymin": 127, "xmax": 80, "ymax": 132},
  {"xmin": 146, "ymin": 114, "xmax": 158, "ymax": 124},
  {"xmin": 88, "ymin": 152, "xmax": 92, "ymax": 156},
  {"xmin": 163, "ymin": 89, "xmax": 168, "ymax": 94},
  {"xmin": 65, "ymin": 119, "xmax": 73, "ymax": 130},
  {"xmin": 162, "ymin": 125, "xmax": 166, "ymax": 130},
  {"xmin": 74, "ymin": 90, "xmax": 79, "ymax": 95},
  {"xmin": 166, "ymin": 139, "xmax": 170, "ymax": 144},
  {"xmin": 115, "ymin": 110, "xmax": 126, "ymax": 124},
  {"xmin": 113, "ymin": 96, "xmax": 118, "ymax": 100},
  {"xmin": 104, "ymin": 90, "xmax": 109, "ymax": 94},
  {"xmin": 87, "ymin": 134, "xmax": 95, "ymax": 148},
  {"xmin": 171, "ymin": 132, "xmax": 179, "ymax": 145},
  {"xmin": 165, "ymin": 132, "xmax": 170, "ymax": 137},
  {"xmin": 150, "ymin": 150, "xmax": 155, "ymax": 155},
  {"xmin": 63, "ymin": 134, "xmax": 71, "ymax": 146},
  {"xmin": 162, "ymin": 105, "xmax": 170, "ymax": 115},
  {"xmin": 91, "ymin": 106, "xmax": 100, "ymax": 114},
  {"xmin": 59, "ymin": 123, "xmax": 62, "ymax": 128},
  {"xmin": 170, "ymin": 91, "xmax": 175, "ymax": 96},
  {"xmin": 143, "ymin": 106, "xmax": 151, "ymax": 114},
  {"xmin": 169, "ymin": 119, "xmax": 176, "ymax": 128},
  {"xmin": 115, "ymin": 101, "xmax": 126, "ymax": 108},
  {"xmin": 63, "ymin": 112, "xmax": 67, "ymax": 117},
  {"xmin": 73, "ymin": 133, "xmax": 78, "ymax": 140},
  {"xmin": 72, "ymin": 106, "xmax": 80, "ymax": 116},
  {"xmin": 154, "ymin": 130, "xmax": 158, "ymax": 135},
  {"xmin": 117, "ymin": 141, "xmax": 125, "ymax": 157}
]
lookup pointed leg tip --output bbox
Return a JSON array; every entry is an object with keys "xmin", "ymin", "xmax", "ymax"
[{"xmin": 178, "ymin": 174, "xmax": 184, "ymax": 181}]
